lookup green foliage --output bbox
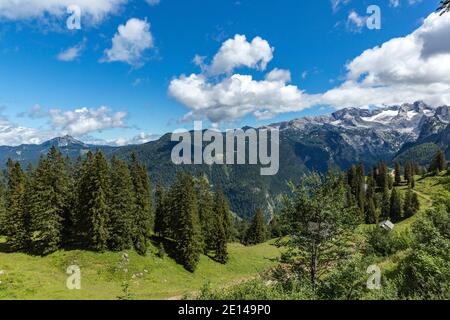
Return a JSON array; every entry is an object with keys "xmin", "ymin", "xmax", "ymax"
[
  {"xmin": 169, "ymin": 172, "xmax": 202, "ymax": 272},
  {"xmin": 396, "ymin": 203, "xmax": 450, "ymax": 299},
  {"xmin": 129, "ymin": 153, "xmax": 153, "ymax": 255},
  {"xmin": 244, "ymin": 209, "xmax": 267, "ymax": 246},
  {"xmin": 5, "ymin": 161, "xmax": 30, "ymax": 251},
  {"xmin": 29, "ymin": 147, "xmax": 68, "ymax": 255},
  {"xmin": 429, "ymin": 149, "xmax": 447, "ymax": 175},
  {"xmin": 212, "ymin": 189, "xmax": 229, "ymax": 263},
  {"xmin": 389, "ymin": 188, "xmax": 402, "ymax": 222},
  {"xmin": 108, "ymin": 157, "xmax": 134, "ymax": 251},
  {"xmin": 365, "ymin": 226, "xmax": 413, "ymax": 257},
  {"xmin": 280, "ymin": 172, "xmax": 359, "ymax": 291}
]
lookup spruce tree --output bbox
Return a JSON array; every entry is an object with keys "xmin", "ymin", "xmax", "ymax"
[
  {"xmin": 129, "ymin": 153, "xmax": 153, "ymax": 255},
  {"xmin": 29, "ymin": 147, "xmax": 68, "ymax": 255},
  {"xmin": 430, "ymin": 150, "xmax": 447, "ymax": 174},
  {"xmin": 403, "ymin": 187, "xmax": 414, "ymax": 219},
  {"xmin": 89, "ymin": 151, "xmax": 111, "ymax": 252},
  {"xmin": 394, "ymin": 161, "xmax": 402, "ymax": 186},
  {"xmin": 0, "ymin": 175, "xmax": 6, "ymax": 236},
  {"xmin": 381, "ymin": 187, "xmax": 391, "ymax": 220},
  {"xmin": 154, "ymin": 181, "xmax": 168, "ymax": 238},
  {"xmin": 404, "ymin": 161, "xmax": 413, "ymax": 184},
  {"xmin": 108, "ymin": 156, "xmax": 134, "ymax": 251},
  {"xmin": 389, "ymin": 188, "xmax": 402, "ymax": 222},
  {"xmin": 195, "ymin": 177, "xmax": 215, "ymax": 254},
  {"xmin": 213, "ymin": 189, "xmax": 229, "ymax": 263},
  {"xmin": 364, "ymin": 176, "xmax": 378, "ymax": 224},
  {"xmin": 5, "ymin": 161, "xmax": 30, "ymax": 251},
  {"xmin": 171, "ymin": 172, "xmax": 202, "ymax": 272},
  {"xmin": 411, "ymin": 192, "xmax": 420, "ymax": 214},
  {"xmin": 244, "ymin": 209, "xmax": 266, "ymax": 245}
]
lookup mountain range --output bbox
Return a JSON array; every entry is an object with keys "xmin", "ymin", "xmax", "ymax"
[{"xmin": 1, "ymin": 101, "xmax": 449, "ymax": 219}]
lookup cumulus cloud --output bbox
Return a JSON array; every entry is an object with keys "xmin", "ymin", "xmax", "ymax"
[
  {"xmin": 48, "ymin": 106, "xmax": 128, "ymax": 136},
  {"xmin": 102, "ymin": 18, "xmax": 154, "ymax": 67},
  {"xmin": 170, "ymin": 13, "xmax": 450, "ymax": 123},
  {"xmin": 0, "ymin": 0, "xmax": 127, "ymax": 24},
  {"xmin": 322, "ymin": 12, "xmax": 450, "ymax": 108},
  {"xmin": 169, "ymin": 73, "xmax": 318, "ymax": 123},
  {"xmin": 205, "ymin": 34, "xmax": 274, "ymax": 75},
  {"xmin": 0, "ymin": 108, "xmax": 54, "ymax": 145}
]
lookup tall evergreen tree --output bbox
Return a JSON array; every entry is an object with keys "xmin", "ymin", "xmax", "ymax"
[
  {"xmin": 244, "ymin": 209, "xmax": 266, "ymax": 245},
  {"xmin": 170, "ymin": 172, "xmax": 202, "ymax": 272},
  {"xmin": 88, "ymin": 151, "xmax": 111, "ymax": 252},
  {"xmin": 213, "ymin": 189, "xmax": 229, "ymax": 263},
  {"xmin": 29, "ymin": 147, "xmax": 68, "ymax": 255},
  {"xmin": 129, "ymin": 153, "xmax": 153, "ymax": 255},
  {"xmin": 0, "ymin": 174, "xmax": 6, "ymax": 236},
  {"xmin": 404, "ymin": 161, "xmax": 413, "ymax": 184},
  {"xmin": 381, "ymin": 187, "xmax": 391, "ymax": 220},
  {"xmin": 195, "ymin": 177, "xmax": 215, "ymax": 254},
  {"xmin": 429, "ymin": 150, "xmax": 447, "ymax": 174},
  {"xmin": 364, "ymin": 176, "xmax": 378, "ymax": 224},
  {"xmin": 389, "ymin": 188, "xmax": 402, "ymax": 222},
  {"xmin": 154, "ymin": 181, "xmax": 168, "ymax": 238},
  {"xmin": 5, "ymin": 161, "xmax": 30, "ymax": 251},
  {"xmin": 394, "ymin": 161, "xmax": 402, "ymax": 186},
  {"xmin": 108, "ymin": 156, "xmax": 134, "ymax": 251},
  {"xmin": 403, "ymin": 187, "xmax": 414, "ymax": 219}
]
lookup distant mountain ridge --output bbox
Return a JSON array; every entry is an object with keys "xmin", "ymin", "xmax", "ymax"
[{"xmin": 1, "ymin": 101, "xmax": 449, "ymax": 219}]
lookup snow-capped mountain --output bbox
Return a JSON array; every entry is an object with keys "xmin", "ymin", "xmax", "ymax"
[{"xmin": 270, "ymin": 101, "xmax": 450, "ymax": 166}]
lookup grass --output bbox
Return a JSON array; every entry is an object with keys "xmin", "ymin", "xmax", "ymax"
[{"xmin": 0, "ymin": 239, "xmax": 280, "ymax": 300}]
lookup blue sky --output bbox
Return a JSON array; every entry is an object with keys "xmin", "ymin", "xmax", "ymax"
[{"xmin": 0, "ymin": 0, "xmax": 448, "ymax": 146}]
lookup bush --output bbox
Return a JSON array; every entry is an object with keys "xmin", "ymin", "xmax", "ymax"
[{"xmin": 365, "ymin": 226, "xmax": 413, "ymax": 257}]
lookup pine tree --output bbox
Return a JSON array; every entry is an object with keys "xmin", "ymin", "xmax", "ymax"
[
  {"xmin": 381, "ymin": 187, "xmax": 391, "ymax": 220},
  {"xmin": 154, "ymin": 181, "xmax": 168, "ymax": 238},
  {"xmin": 411, "ymin": 192, "xmax": 420, "ymax": 214},
  {"xmin": 171, "ymin": 172, "xmax": 202, "ymax": 272},
  {"xmin": 129, "ymin": 153, "xmax": 153, "ymax": 255},
  {"xmin": 394, "ymin": 161, "xmax": 402, "ymax": 186},
  {"xmin": 29, "ymin": 147, "xmax": 68, "ymax": 255},
  {"xmin": 429, "ymin": 150, "xmax": 447, "ymax": 174},
  {"xmin": 0, "ymin": 174, "xmax": 6, "ymax": 236},
  {"xmin": 195, "ymin": 177, "xmax": 215, "ymax": 254},
  {"xmin": 108, "ymin": 156, "xmax": 134, "ymax": 251},
  {"xmin": 5, "ymin": 161, "xmax": 30, "ymax": 251},
  {"xmin": 404, "ymin": 161, "xmax": 413, "ymax": 184},
  {"xmin": 355, "ymin": 163, "xmax": 365, "ymax": 219},
  {"xmin": 364, "ymin": 176, "xmax": 378, "ymax": 224},
  {"xmin": 213, "ymin": 189, "xmax": 229, "ymax": 263},
  {"xmin": 389, "ymin": 188, "xmax": 402, "ymax": 222},
  {"xmin": 88, "ymin": 151, "xmax": 111, "ymax": 252},
  {"xmin": 73, "ymin": 152, "xmax": 95, "ymax": 247},
  {"xmin": 403, "ymin": 187, "xmax": 414, "ymax": 219},
  {"xmin": 244, "ymin": 209, "xmax": 266, "ymax": 245}
]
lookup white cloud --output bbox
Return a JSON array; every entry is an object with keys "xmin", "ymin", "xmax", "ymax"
[
  {"xmin": 112, "ymin": 132, "xmax": 159, "ymax": 146},
  {"xmin": 57, "ymin": 40, "xmax": 86, "ymax": 61},
  {"xmin": 346, "ymin": 11, "xmax": 366, "ymax": 33},
  {"xmin": 265, "ymin": 68, "xmax": 291, "ymax": 83},
  {"xmin": 331, "ymin": 0, "xmax": 351, "ymax": 12},
  {"xmin": 146, "ymin": 0, "xmax": 161, "ymax": 6},
  {"xmin": 48, "ymin": 106, "xmax": 128, "ymax": 136},
  {"xmin": 102, "ymin": 18, "xmax": 154, "ymax": 67},
  {"xmin": 170, "ymin": 13, "xmax": 450, "ymax": 123},
  {"xmin": 321, "ymin": 12, "xmax": 450, "ymax": 108},
  {"xmin": 206, "ymin": 34, "xmax": 274, "ymax": 75},
  {"xmin": 169, "ymin": 73, "xmax": 317, "ymax": 123},
  {"xmin": 0, "ymin": 0, "xmax": 127, "ymax": 24}
]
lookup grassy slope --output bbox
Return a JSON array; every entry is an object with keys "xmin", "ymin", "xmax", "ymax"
[
  {"xmin": 0, "ymin": 241, "xmax": 280, "ymax": 300},
  {"xmin": 378, "ymin": 174, "xmax": 449, "ymax": 271}
]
